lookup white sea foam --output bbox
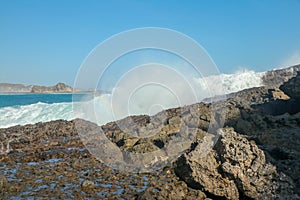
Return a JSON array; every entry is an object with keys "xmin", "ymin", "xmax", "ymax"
[
  {"xmin": 0, "ymin": 102, "xmax": 73, "ymax": 128},
  {"xmin": 204, "ymin": 69, "xmax": 264, "ymax": 94},
  {"xmin": 0, "ymin": 69, "xmax": 265, "ymax": 128}
]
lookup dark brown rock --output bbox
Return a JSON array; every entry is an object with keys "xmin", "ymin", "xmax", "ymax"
[
  {"xmin": 280, "ymin": 72, "xmax": 300, "ymax": 99},
  {"xmin": 174, "ymin": 128, "xmax": 297, "ymax": 199}
]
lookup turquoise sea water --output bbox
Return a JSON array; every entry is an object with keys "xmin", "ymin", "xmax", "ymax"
[
  {"xmin": 0, "ymin": 94, "xmax": 84, "ymax": 108},
  {"xmin": 0, "ymin": 94, "xmax": 92, "ymax": 128}
]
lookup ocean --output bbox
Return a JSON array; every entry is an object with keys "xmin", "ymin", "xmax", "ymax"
[
  {"xmin": 0, "ymin": 70, "xmax": 264, "ymax": 128},
  {"xmin": 0, "ymin": 94, "xmax": 90, "ymax": 128}
]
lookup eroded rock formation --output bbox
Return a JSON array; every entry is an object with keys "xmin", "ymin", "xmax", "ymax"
[{"xmin": 174, "ymin": 128, "xmax": 296, "ymax": 199}]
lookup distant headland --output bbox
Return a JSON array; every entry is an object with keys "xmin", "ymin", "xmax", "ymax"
[{"xmin": 0, "ymin": 82, "xmax": 77, "ymax": 94}]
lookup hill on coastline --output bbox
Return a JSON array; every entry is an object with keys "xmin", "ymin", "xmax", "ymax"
[{"xmin": 0, "ymin": 82, "xmax": 73, "ymax": 94}]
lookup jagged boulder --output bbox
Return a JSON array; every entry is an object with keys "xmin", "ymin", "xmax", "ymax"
[
  {"xmin": 174, "ymin": 128, "xmax": 296, "ymax": 199},
  {"xmin": 280, "ymin": 72, "xmax": 300, "ymax": 99}
]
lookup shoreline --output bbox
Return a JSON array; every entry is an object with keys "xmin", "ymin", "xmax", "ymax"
[
  {"xmin": 0, "ymin": 70, "xmax": 299, "ymax": 198},
  {"xmin": 0, "ymin": 74, "xmax": 299, "ymax": 198}
]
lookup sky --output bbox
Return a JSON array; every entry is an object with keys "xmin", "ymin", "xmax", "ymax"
[{"xmin": 1, "ymin": 0, "xmax": 300, "ymax": 86}]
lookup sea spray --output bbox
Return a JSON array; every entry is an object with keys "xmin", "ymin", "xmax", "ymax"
[{"xmin": 0, "ymin": 70, "xmax": 265, "ymax": 128}]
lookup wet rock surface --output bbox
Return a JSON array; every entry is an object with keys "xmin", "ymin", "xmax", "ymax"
[
  {"xmin": 0, "ymin": 119, "xmax": 208, "ymax": 199},
  {"xmin": 1, "ymin": 72, "xmax": 300, "ymax": 199}
]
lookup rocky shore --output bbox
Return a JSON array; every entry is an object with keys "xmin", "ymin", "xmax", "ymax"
[{"xmin": 1, "ymin": 70, "xmax": 300, "ymax": 199}]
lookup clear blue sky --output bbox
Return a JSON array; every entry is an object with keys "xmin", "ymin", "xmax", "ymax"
[{"xmin": 1, "ymin": 0, "xmax": 300, "ymax": 86}]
